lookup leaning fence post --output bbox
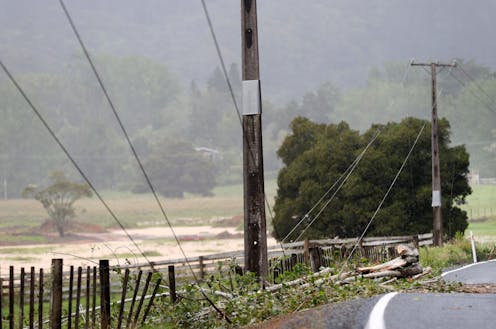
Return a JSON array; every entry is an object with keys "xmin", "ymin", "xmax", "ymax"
[
  {"xmin": 199, "ymin": 256, "xmax": 205, "ymax": 279},
  {"xmin": 132, "ymin": 272, "xmax": 152, "ymax": 327},
  {"xmin": 141, "ymin": 277, "xmax": 161, "ymax": 326},
  {"xmin": 168, "ymin": 266, "xmax": 177, "ymax": 304},
  {"xmin": 116, "ymin": 269, "xmax": 130, "ymax": 329},
  {"xmin": 99, "ymin": 260, "xmax": 111, "ymax": 329},
  {"xmin": 303, "ymin": 239, "xmax": 310, "ymax": 266},
  {"xmin": 75, "ymin": 267, "xmax": 82, "ymax": 329},
  {"xmin": 50, "ymin": 259, "xmax": 63, "ymax": 329}
]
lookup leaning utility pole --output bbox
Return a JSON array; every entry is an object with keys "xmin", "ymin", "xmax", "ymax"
[
  {"xmin": 241, "ymin": 0, "xmax": 268, "ymax": 277},
  {"xmin": 411, "ymin": 60, "xmax": 456, "ymax": 246}
]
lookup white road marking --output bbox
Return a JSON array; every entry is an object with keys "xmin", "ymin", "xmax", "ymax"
[
  {"xmin": 441, "ymin": 259, "xmax": 496, "ymax": 277},
  {"xmin": 364, "ymin": 292, "xmax": 398, "ymax": 329}
]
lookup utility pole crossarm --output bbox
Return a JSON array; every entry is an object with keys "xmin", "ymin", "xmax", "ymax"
[
  {"xmin": 410, "ymin": 60, "xmax": 456, "ymax": 247},
  {"xmin": 411, "ymin": 62, "xmax": 457, "ymax": 68}
]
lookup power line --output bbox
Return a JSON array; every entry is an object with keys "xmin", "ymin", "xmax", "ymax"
[
  {"xmin": 292, "ymin": 132, "xmax": 377, "ymax": 243},
  {"xmin": 280, "ymin": 129, "xmax": 381, "ymax": 244},
  {"xmin": 457, "ymin": 64, "xmax": 496, "ymax": 110},
  {"xmin": 58, "ymin": 0, "xmax": 229, "ymax": 321},
  {"xmin": 449, "ymin": 69, "xmax": 496, "ymax": 116},
  {"xmin": 340, "ymin": 122, "xmax": 427, "ymax": 273},
  {"xmin": 201, "ymin": 0, "xmax": 275, "ymax": 274},
  {"xmin": 339, "ymin": 71, "xmax": 452, "ymax": 267},
  {"xmin": 0, "ymin": 59, "xmax": 153, "ymax": 266},
  {"xmin": 282, "ymin": 61, "xmax": 414, "ymax": 244},
  {"xmin": 200, "ymin": 0, "xmax": 242, "ymax": 126}
]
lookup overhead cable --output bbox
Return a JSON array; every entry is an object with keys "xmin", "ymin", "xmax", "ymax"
[
  {"xmin": 340, "ymin": 122, "xmax": 426, "ymax": 272},
  {"xmin": 285, "ymin": 61, "xmax": 414, "ymax": 244},
  {"xmin": 58, "ymin": 0, "xmax": 230, "ymax": 322},
  {"xmin": 0, "ymin": 59, "xmax": 153, "ymax": 266}
]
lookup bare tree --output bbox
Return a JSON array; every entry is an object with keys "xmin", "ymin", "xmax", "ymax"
[{"xmin": 23, "ymin": 171, "xmax": 92, "ymax": 237}]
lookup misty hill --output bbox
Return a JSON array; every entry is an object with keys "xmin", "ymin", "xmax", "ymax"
[
  {"xmin": 1, "ymin": 0, "xmax": 495, "ymax": 101},
  {"xmin": 2, "ymin": 0, "xmax": 496, "ymax": 198}
]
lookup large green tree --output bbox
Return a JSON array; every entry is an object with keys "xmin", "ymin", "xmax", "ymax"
[{"xmin": 273, "ymin": 117, "xmax": 471, "ymax": 241}]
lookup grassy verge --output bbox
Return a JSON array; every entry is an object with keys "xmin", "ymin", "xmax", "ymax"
[
  {"xmin": 420, "ymin": 234, "xmax": 495, "ymax": 274},
  {"xmin": 135, "ymin": 237, "xmax": 495, "ymax": 328}
]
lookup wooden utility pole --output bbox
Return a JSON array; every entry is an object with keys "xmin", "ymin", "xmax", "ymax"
[
  {"xmin": 411, "ymin": 61, "xmax": 456, "ymax": 246},
  {"xmin": 241, "ymin": 0, "xmax": 268, "ymax": 277}
]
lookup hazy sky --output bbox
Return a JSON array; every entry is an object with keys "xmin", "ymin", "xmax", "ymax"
[{"xmin": 1, "ymin": 0, "xmax": 495, "ymax": 101}]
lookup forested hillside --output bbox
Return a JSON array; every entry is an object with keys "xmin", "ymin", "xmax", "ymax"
[{"xmin": 2, "ymin": 0, "xmax": 496, "ymax": 197}]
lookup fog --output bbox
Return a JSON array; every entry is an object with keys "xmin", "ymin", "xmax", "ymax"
[{"xmin": 2, "ymin": 0, "xmax": 496, "ymax": 197}]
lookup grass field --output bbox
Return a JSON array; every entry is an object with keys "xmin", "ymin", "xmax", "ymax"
[
  {"xmin": 1, "ymin": 180, "xmax": 494, "ymax": 242},
  {"xmin": 461, "ymin": 185, "xmax": 496, "ymax": 239},
  {"xmin": 0, "ymin": 180, "xmax": 278, "ymax": 241}
]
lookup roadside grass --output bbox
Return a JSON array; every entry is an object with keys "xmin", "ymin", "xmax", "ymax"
[
  {"xmin": 420, "ymin": 234, "xmax": 495, "ymax": 273},
  {"xmin": 137, "ymin": 238, "xmax": 490, "ymax": 328}
]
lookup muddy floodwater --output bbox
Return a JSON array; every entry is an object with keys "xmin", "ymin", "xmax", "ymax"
[{"xmin": 0, "ymin": 226, "xmax": 278, "ymax": 271}]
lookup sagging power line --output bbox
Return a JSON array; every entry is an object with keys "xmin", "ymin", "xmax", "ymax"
[
  {"xmin": 411, "ymin": 60, "xmax": 457, "ymax": 247},
  {"xmin": 58, "ymin": 0, "xmax": 230, "ymax": 322},
  {"xmin": 0, "ymin": 59, "xmax": 154, "ymax": 267}
]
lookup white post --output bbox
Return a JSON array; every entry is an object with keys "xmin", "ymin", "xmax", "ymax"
[{"xmin": 469, "ymin": 230, "xmax": 477, "ymax": 263}]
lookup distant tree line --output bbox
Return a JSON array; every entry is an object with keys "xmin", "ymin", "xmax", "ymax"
[{"xmin": 1, "ymin": 55, "xmax": 495, "ymax": 199}]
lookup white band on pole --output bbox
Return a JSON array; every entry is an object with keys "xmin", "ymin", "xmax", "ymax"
[
  {"xmin": 432, "ymin": 190, "xmax": 441, "ymax": 207},
  {"xmin": 242, "ymin": 80, "xmax": 261, "ymax": 115}
]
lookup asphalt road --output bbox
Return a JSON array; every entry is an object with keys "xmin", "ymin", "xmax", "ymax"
[
  {"xmin": 254, "ymin": 291, "xmax": 496, "ymax": 329},
  {"xmin": 366, "ymin": 292, "xmax": 496, "ymax": 329},
  {"xmin": 441, "ymin": 259, "xmax": 496, "ymax": 284},
  {"xmin": 255, "ymin": 261, "xmax": 496, "ymax": 328}
]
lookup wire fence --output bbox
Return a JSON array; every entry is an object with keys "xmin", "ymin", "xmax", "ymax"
[
  {"xmin": 467, "ymin": 207, "xmax": 496, "ymax": 221},
  {"xmin": 0, "ymin": 233, "xmax": 432, "ymax": 329}
]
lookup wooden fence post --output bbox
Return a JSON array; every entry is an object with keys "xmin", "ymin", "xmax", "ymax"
[
  {"xmin": 290, "ymin": 254, "xmax": 297, "ymax": 271},
  {"xmin": 75, "ymin": 267, "xmax": 82, "ymax": 329},
  {"xmin": 126, "ymin": 270, "xmax": 142, "ymax": 329},
  {"xmin": 50, "ymin": 259, "xmax": 63, "ymax": 329},
  {"xmin": 38, "ymin": 269, "xmax": 43, "ymax": 329},
  {"xmin": 117, "ymin": 269, "xmax": 130, "ymax": 329},
  {"xmin": 309, "ymin": 247, "xmax": 322, "ymax": 272},
  {"xmin": 199, "ymin": 256, "xmax": 205, "ymax": 280},
  {"xmin": 85, "ymin": 267, "xmax": 90, "ymax": 329},
  {"xmin": 68, "ymin": 266, "xmax": 74, "ymax": 329},
  {"xmin": 412, "ymin": 235, "xmax": 419, "ymax": 249},
  {"xmin": 19, "ymin": 267, "xmax": 25, "ymax": 329},
  {"xmin": 99, "ymin": 260, "xmax": 110, "ymax": 329},
  {"xmin": 9, "ymin": 266, "xmax": 14, "ymax": 329},
  {"xmin": 29, "ymin": 267, "xmax": 35, "ymax": 329},
  {"xmin": 0, "ymin": 277, "xmax": 2, "ymax": 329},
  {"xmin": 303, "ymin": 239, "xmax": 310, "ymax": 266},
  {"xmin": 141, "ymin": 278, "xmax": 161, "ymax": 326},
  {"xmin": 92, "ymin": 266, "xmax": 97, "ymax": 328},
  {"xmin": 168, "ymin": 266, "xmax": 176, "ymax": 304},
  {"xmin": 133, "ymin": 272, "xmax": 152, "ymax": 327}
]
